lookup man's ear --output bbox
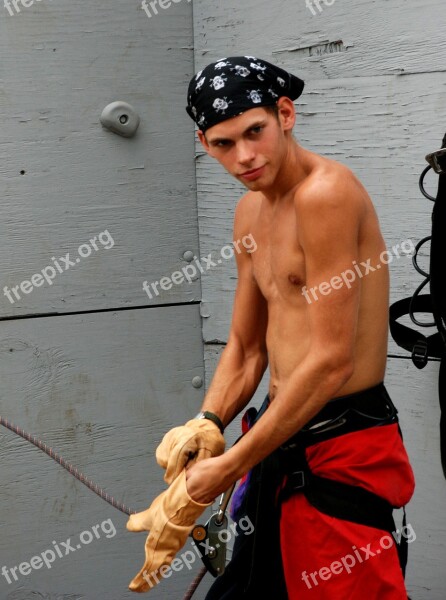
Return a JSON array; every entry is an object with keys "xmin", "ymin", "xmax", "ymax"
[
  {"xmin": 277, "ymin": 97, "xmax": 296, "ymax": 133},
  {"xmin": 197, "ymin": 130, "xmax": 210, "ymax": 152}
]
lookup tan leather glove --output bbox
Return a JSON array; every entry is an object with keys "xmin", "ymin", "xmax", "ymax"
[
  {"xmin": 126, "ymin": 468, "xmax": 213, "ymax": 593},
  {"xmin": 156, "ymin": 418, "xmax": 225, "ymax": 485}
]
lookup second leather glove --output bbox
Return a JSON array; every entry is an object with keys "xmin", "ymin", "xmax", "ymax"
[{"xmin": 156, "ymin": 418, "xmax": 225, "ymax": 485}]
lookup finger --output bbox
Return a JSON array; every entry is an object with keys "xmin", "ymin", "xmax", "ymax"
[
  {"xmin": 164, "ymin": 443, "xmax": 198, "ymax": 484},
  {"xmin": 195, "ymin": 447, "xmax": 212, "ymax": 462},
  {"xmin": 126, "ymin": 491, "xmax": 165, "ymax": 533},
  {"xmin": 155, "ymin": 427, "xmax": 180, "ymax": 469}
]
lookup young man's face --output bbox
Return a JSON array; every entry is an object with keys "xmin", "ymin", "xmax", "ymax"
[{"xmin": 197, "ymin": 99, "xmax": 295, "ymax": 191}]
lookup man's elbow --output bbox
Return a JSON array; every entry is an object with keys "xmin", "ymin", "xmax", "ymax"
[
  {"xmin": 227, "ymin": 333, "xmax": 268, "ymax": 369},
  {"xmin": 317, "ymin": 350, "xmax": 355, "ymax": 385}
]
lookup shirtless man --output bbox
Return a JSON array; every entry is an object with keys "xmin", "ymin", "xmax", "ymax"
[
  {"xmin": 186, "ymin": 104, "xmax": 386, "ymax": 476},
  {"xmin": 179, "ymin": 56, "xmax": 415, "ymax": 599}
]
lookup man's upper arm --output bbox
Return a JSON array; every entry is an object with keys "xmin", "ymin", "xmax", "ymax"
[
  {"xmin": 228, "ymin": 194, "xmax": 268, "ymax": 358},
  {"xmin": 296, "ymin": 170, "xmax": 364, "ymax": 371}
]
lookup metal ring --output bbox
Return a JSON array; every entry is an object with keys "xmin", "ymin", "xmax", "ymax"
[
  {"xmin": 412, "ymin": 236, "xmax": 431, "ymax": 278},
  {"xmin": 419, "ymin": 165, "xmax": 437, "ymax": 201},
  {"xmin": 409, "ymin": 279, "xmax": 436, "ymax": 327}
]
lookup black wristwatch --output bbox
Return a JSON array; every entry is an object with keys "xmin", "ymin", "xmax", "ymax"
[{"xmin": 194, "ymin": 410, "xmax": 224, "ymax": 434}]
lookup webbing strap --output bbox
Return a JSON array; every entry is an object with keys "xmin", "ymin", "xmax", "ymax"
[
  {"xmin": 389, "ymin": 295, "xmax": 444, "ymax": 365},
  {"xmin": 281, "ymin": 467, "xmax": 395, "ymax": 528}
]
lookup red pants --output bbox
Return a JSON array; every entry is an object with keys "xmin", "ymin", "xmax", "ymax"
[{"xmin": 279, "ymin": 423, "xmax": 416, "ymax": 599}]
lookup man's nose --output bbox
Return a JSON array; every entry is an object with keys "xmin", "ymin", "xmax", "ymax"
[{"xmin": 236, "ymin": 141, "xmax": 256, "ymax": 165}]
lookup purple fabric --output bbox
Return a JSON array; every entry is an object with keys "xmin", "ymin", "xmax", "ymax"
[
  {"xmin": 229, "ymin": 406, "xmax": 260, "ymax": 522},
  {"xmin": 229, "ymin": 469, "xmax": 252, "ymax": 522}
]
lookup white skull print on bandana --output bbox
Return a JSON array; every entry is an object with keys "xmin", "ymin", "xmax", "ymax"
[
  {"xmin": 210, "ymin": 74, "xmax": 228, "ymax": 90},
  {"xmin": 232, "ymin": 65, "xmax": 251, "ymax": 77},
  {"xmin": 247, "ymin": 90, "xmax": 262, "ymax": 103},
  {"xmin": 250, "ymin": 62, "xmax": 267, "ymax": 72},
  {"xmin": 196, "ymin": 76, "xmax": 206, "ymax": 92},
  {"xmin": 215, "ymin": 61, "xmax": 231, "ymax": 70},
  {"xmin": 213, "ymin": 97, "xmax": 232, "ymax": 114}
]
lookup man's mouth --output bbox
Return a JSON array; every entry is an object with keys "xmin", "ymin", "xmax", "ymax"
[{"xmin": 240, "ymin": 166, "xmax": 265, "ymax": 180}]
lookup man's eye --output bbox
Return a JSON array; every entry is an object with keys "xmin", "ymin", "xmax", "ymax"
[{"xmin": 251, "ymin": 126, "xmax": 263, "ymax": 134}]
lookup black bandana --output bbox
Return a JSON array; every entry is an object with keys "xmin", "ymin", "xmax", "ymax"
[{"xmin": 185, "ymin": 56, "xmax": 305, "ymax": 132}]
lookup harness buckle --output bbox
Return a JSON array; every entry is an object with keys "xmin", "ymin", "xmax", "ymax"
[
  {"xmin": 412, "ymin": 340, "xmax": 428, "ymax": 369},
  {"xmin": 425, "ymin": 148, "xmax": 446, "ymax": 174},
  {"xmin": 287, "ymin": 470, "xmax": 306, "ymax": 490}
]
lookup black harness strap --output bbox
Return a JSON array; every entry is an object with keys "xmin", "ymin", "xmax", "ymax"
[
  {"xmin": 280, "ymin": 460, "xmax": 395, "ymax": 532},
  {"xmin": 389, "ymin": 295, "xmax": 444, "ymax": 367}
]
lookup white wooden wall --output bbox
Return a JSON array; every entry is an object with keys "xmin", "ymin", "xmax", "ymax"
[
  {"xmin": 0, "ymin": 0, "xmax": 445, "ymax": 599},
  {"xmin": 194, "ymin": 0, "xmax": 446, "ymax": 598}
]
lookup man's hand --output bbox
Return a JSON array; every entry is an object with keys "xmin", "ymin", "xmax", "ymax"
[
  {"xmin": 185, "ymin": 454, "xmax": 237, "ymax": 504},
  {"xmin": 156, "ymin": 418, "xmax": 226, "ymax": 485}
]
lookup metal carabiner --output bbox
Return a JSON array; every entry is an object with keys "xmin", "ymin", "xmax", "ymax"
[
  {"xmin": 190, "ymin": 481, "xmax": 237, "ymax": 577},
  {"xmin": 426, "ymin": 148, "xmax": 446, "ymax": 175},
  {"xmin": 420, "ymin": 147, "xmax": 446, "ymax": 201}
]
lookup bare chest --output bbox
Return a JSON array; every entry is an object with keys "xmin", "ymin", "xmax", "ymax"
[{"xmin": 250, "ymin": 203, "xmax": 306, "ymax": 301}]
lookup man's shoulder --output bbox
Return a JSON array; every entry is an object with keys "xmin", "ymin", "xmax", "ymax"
[
  {"xmin": 234, "ymin": 190, "xmax": 263, "ymax": 222},
  {"xmin": 236, "ymin": 189, "xmax": 263, "ymax": 208},
  {"xmin": 232, "ymin": 192, "xmax": 262, "ymax": 262},
  {"xmin": 295, "ymin": 158, "xmax": 366, "ymax": 213}
]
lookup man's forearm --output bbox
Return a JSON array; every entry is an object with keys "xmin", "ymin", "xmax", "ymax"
[
  {"xmin": 200, "ymin": 341, "xmax": 268, "ymax": 428},
  {"xmin": 222, "ymin": 353, "xmax": 353, "ymax": 481}
]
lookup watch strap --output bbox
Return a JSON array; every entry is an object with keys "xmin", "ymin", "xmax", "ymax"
[{"xmin": 196, "ymin": 411, "xmax": 224, "ymax": 434}]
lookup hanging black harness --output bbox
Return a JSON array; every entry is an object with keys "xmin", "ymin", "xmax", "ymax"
[{"xmin": 389, "ymin": 132, "xmax": 446, "ymax": 478}]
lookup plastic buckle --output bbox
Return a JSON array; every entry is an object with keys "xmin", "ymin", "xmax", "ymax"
[
  {"xmin": 412, "ymin": 341, "xmax": 428, "ymax": 369},
  {"xmin": 425, "ymin": 148, "xmax": 446, "ymax": 174},
  {"xmin": 288, "ymin": 470, "xmax": 306, "ymax": 490}
]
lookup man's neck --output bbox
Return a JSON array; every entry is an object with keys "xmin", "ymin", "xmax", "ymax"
[{"xmin": 261, "ymin": 141, "xmax": 312, "ymax": 204}]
